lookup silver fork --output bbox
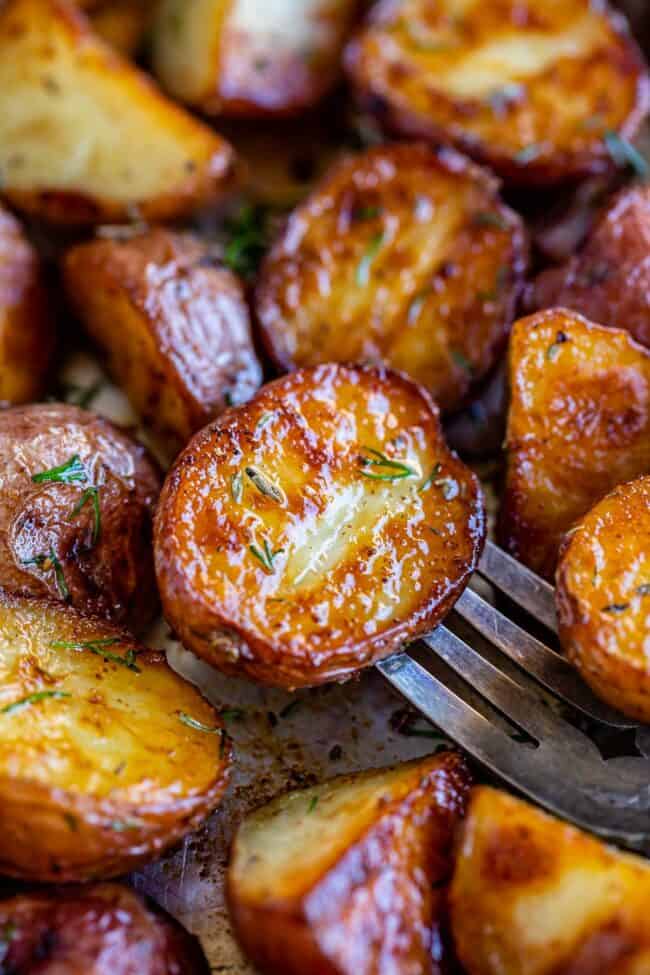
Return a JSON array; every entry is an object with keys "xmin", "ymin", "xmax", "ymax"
[{"xmin": 377, "ymin": 540, "xmax": 650, "ymax": 854}]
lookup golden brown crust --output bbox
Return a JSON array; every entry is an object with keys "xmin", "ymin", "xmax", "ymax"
[
  {"xmin": 63, "ymin": 229, "xmax": 262, "ymax": 449},
  {"xmin": 450, "ymin": 787, "xmax": 650, "ymax": 975},
  {"xmin": 155, "ymin": 363, "xmax": 485, "ymax": 689},
  {"xmin": 527, "ymin": 185, "xmax": 650, "ymax": 348},
  {"xmin": 0, "ymin": 204, "xmax": 55, "ymax": 404},
  {"xmin": 556, "ymin": 475, "xmax": 650, "ymax": 721},
  {"xmin": 500, "ymin": 309, "xmax": 650, "ymax": 580},
  {"xmin": 0, "ymin": 0, "xmax": 236, "ymax": 225},
  {"xmin": 0, "ymin": 402, "xmax": 161, "ymax": 631},
  {"xmin": 345, "ymin": 0, "xmax": 649, "ymax": 186},
  {"xmin": 228, "ymin": 751, "xmax": 471, "ymax": 975},
  {"xmin": 0, "ymin": 883, "xmax": 210, "ymax": 973},
  {"xmin": 256, "ymin": 143, "xmax": 528, "ymax": 414},
  {"xmin": 0, "ymin": 592, "xmax": 231, "ymax": 882}
]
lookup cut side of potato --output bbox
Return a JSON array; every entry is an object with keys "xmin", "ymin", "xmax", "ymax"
[
  {"xmin": 155, "ymin": 363, "xmax": 486, "ymax": 688},
  {"xmin": 0, "ymin": 592, "xmax": 230, "ymax": 882},
  {"xmin": 63, "ymin": 228, "xmax": 262, "ymax": 449},
  {"xmin": 0, "ymin": 882, "xmax": 210, "ymax": 973},
  {"xmin": 0, "ymin": 204, "xmax": 55, "ymax": 405},
  {"xmin": 527, "ymin": 185, "xmax": 650, "ymax": 349},
  {"xmin": 152, "ymin": 0, "xmax": 360, "ymax": 118},
  {"xmin": 500, "ymin": 309, "xmax": 650, "ymax": 580},
  {"xmin": 345, "ymin": 0, "xmax": 649, "ymax": 186},
  {"xmin": 256, "ymin": 143, "xmax": 527, "ymax": 415},
  {"xmin": 451, "ymin": 787, "xmax": 650, "ymax": 975},
  {"xmin": 228, "ymin": 750, "xmax": 471, "ymax": 975},
  {"xmin": 557, "ymin": 475, "xmax": 650, "ymax": 721},
  {"xmin": 0, "ymin": 0, "xmax": 236, "ymax": 224}
]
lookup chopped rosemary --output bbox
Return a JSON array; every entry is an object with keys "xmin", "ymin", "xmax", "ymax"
[
  {"xmin": 546, "ymin": 330, "xmax": 570, "ymax": 362},
  {"xmin": 21, "ymin": 549, "xmax": 69, "ymax": 600},
  {"xmin": 231, "ymin": 471, "xmax": 244, "ymax": 503},
  {"xmin": 69, "ymin": 485, "xmax": 101, "ymax": 545},
  {"xmin": 307, "ymin": 795, "xmax": 319, "ymax": 813},
  {"xmin": 51, "ymin": 638, "xmax": 140, "ymax": 673},
  {"xmin": 420, "ymin": 463, "xmax": 442, "ymax": 492},
  {"xmin": 178, "ymin": 711, "xmax": 224, "ymax": 735},
  {"xmin": 255, "ymin": 412, "xmax": 276, "ymax": 436},
  {"xmin": 223, "ymin": 203, "xmax": 272, "ymax": 279},
  {"xmin": 359, "ymin": 446, "xmax": 416, "ymax": 481},
  {"xmin": 356, "ymin": 232, "xmax": 385, "ymax": 286},
  {"xmin": 245, "ymin": 467, "xmax": 285, "ymax": 503},
  {"xmin": 32, "ymin": 454, "xmax": 87, "ymax": 485},
  {"xmin": 1, "ymin": 689, "xmax": 70, "ymax": 715},
  {"xmin": 604, "ymin": 132, "xmax": 649, "ymax": 180},
  {"xmin": 419, "ymin": 463, "xmax": 458, "ymax": 499},
  {"xmin": 249, "ymin": 539, "xmax": 284, "ymax": 574}
]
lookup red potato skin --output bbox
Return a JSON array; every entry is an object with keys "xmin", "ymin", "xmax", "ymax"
[{"xmin": 0, "ymin": 403, "xmax": 160, "ymax": 631}]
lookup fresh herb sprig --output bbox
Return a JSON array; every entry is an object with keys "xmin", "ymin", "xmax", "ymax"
[
  {"xmin": 69, "ymin": 486, "xmax": 101, "ymax": 545},
  {"xmin": 249, "ymin": 539, "xmax": 284, "ymax": 574},
  {"xmin": 51, "ymin": 637, "xmax": 140, "ymax": 673},
  {"xmin": 32, "ymin": 455, "xmax": 87, "ymax": 485},
  {"xmin": 1, "ymin": 690, "xmax": 70, "ymax": 715},
  {"xmin": 356, "ymin": 232, "xmax": 385, "ymax": 286},
  {"xmin": 21, "ymin": 549, "xmax": 70, "ymax": 600},
  {"xmin": 358, "ymin": 446, "xmax": 416, "ymax": 481}
]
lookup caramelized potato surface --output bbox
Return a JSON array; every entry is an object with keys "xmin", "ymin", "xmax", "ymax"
[
  {"xmin": 557, "ymin": 475, "xmax": 650, "ymax": 721},
  {"xmin": 500, "ymin": 310, "xmax": 650, "ymax": 579},
  {"xmin": 527, "ymin": 185, "xmax": 650, "ymax": 348},
  {"xmin": 0, "ymin": 883, "xmax": 210, "ymax": 973},
  {"xmin": 345, "ymin": 0, "xmax": 649, "ymax": 185},
  {"xmin": 0, "ymin": 204, "xmax": 54, "ymax": 405},
  {"xmin": 0, "ymin": 592, "xmax": 230, "ymax": 882},
  {"xmin": 155, "ymin": 364, "xmax": 485, "ymax": 688},
  {"xmin": 451, "ymin": 787, "xmax": 650, "ymax": 975},
  {"xmin": 152, "ymin": 0, "xmax": 359, "ymax": 118},
  {"xmin": 64, "ymin": 229, "xmax": 262, "ymax": 448},
  {"xmin": 0, "ymin": 0, "xmax": 236, "ymax": 224},
  {"xmin": 257, "ymin": 143, "xmax": 527, "ymax": 415},
  {"xmin": 228, "ymin": 750, "xmax": 471, "ymax": 975},
  {"xmin": 0, "ymin": 403, "xmax": 160, "ymax": 630}
]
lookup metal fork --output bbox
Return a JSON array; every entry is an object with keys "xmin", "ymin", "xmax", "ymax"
[{"xmin": 377, "ymin": 540, "xmax": 650, "ymax": 854}]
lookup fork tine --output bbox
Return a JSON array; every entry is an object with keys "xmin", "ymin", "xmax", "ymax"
[
  {"xmin": 453, "ymin": 588, "xmax": 635, "ymax": 729},
  {"xmin": 478, "ymin": 539, "xmax": 557, "ymax": 632}
]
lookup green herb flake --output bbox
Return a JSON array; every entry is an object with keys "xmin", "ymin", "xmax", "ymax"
[
  {"xmin": 472, "ymin": 211, "xmax": 507, "ymax": 230},
  {"xmin": 61, "ymin": 379, "xmax": 104, "ymax": 409},
  {"xmin": 178, "ymin": 711, "xmax": 224, "ymax": 734},
  {"xmin": 32, "ymin": 454, "xmax": 87, "ymax": 485},
  {"xmin": 419, "ymin": 463, "xmax": 458, "ymax": 499},
  {"xmin": 358, "ymin": 446, "xmax": 416, "ymax": 482},
  {"xmin": 245, "ymin": 467, "xmax": 285, "ymax": 503},
  {"xmin": 51, "ymin": 638, "xmax": 140, "ymax": 673},
  {"xmin": 231, "ymin": 471, "xmax": 244, "ymax": 504},
  {"xmin": 69, "ymin": 485, "xmax": 101, "ymax": 545},
  {"xmin": 223, "ymin": 203, "xmax": 272, "ymax": 279},
  {"xmin": 21, "ymin": 548, "xmax": 69, "ymax": 600},
  {"xmin": 602, "ymin": 602, "xmax": 630, "ymax": 614},
  {"xmin": 249, "ymin": 539, "xmax": 284, "ymax": 574},
  {"xmin": 255, "ymin": 412, "xmax": 276, "ymax": 436},
  {"xmin": 546, "ymin": 330, "xmax": 570, "ymax": 362},
  {"xmin": 356, "ymin": 232, "xmax": 385, "ymax": 287},
  {"xmin": 604, "ymin": 131, "xmax": 649, "ymax": 180},
  {"xmin": 420, "ymin": 463, "xmax": 442, "ymax": 492},
  {"xmin": 1, "ymin": 689, "xmax": 70, "ymax": 715},
  {"xmin": 307, "ymin": 795, "xmax": 319, "ymax": 813}
]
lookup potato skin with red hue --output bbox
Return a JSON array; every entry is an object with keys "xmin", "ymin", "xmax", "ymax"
[
  {"xmin": 345, "ymin": 0, "xmax": 649, "ymax": 187},
  {"xmin": 256, "ymin": 143, "xmax": 527, "ymax": 415},
  {"xmin": 0, "ymin": 403, "xmax": 160, "ymax": 631},
  {"xmin": 155, "ymin": 363, "xmax": 485, "ymax": 688},
  {"xmin": 500, "ymin": 309, "xmax": 650, "ymax": 580},
  {"xmin": 527, "ymin": 185, "xmax": 650, "ymax": 348},
  {"xmin": 228, "ymin": 751, "xmax": 471, "ymax": 975},
  {"xmin": 0, "ymin": 883, "xmax": 210, "ymax": 974},
  {"xmin": 557, "ymin": 475, "xmax": 650, "ymax": 721},
  {"xmin": 64, "ymin": 229, "xmax": 262, "ymax": 449}
]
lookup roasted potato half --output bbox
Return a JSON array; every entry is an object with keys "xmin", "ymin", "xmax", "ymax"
[
  {"xmin": 64, "ymin": 229, "xmax": 263, "ymax": 448},
  {"xmin": 0, "ymin": 591, "xmax": 230, "ymax": 882},
  {"xmin": 557, "ymin": 475, "xmax": 650, "ymax": 721},
  {"xmin": 527, "ymin": 185, "xmax": 650, "ymax": 349},
  {"xmin": 0, "ymin": 403, "xmax": 160, "ymax": 631},
  {"xmin": 500, "ymin": 309, "xmax": 650, "ymax": 580},
  {"xmin": 0, "ymin": 0, "xmax": 236, "ymax": 225},
  {"xmin": 0, "ymin": 883, "xmax": 210, "ymax": 973},
  {"xmin": 152, "ymin": 0, "xmax": 360, "ymax": 118},
  {"xmin": 155, "ymin": 363, "xmax": 486, "ymax": 688},
  {"xmin": 256, "ymin": 143, "xmax": 527, "ymax": 415},
  {"xmin": 451, "ymin": 787, "xmax": 650, "ymax": 975},
  {"xmin": 228, "ymin": 750, "xmax": 471, "ymax": 975},
  {"xmin": 0, "ymin": 204, "xmax": 54, "ymax": 405},
  {"xmin": 345, "ymin": 0, "xmax": 649, "ymax": 186}
]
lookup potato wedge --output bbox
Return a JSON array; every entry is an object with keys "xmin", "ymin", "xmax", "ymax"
[
  {"xmin": 256, "ymin": 143, "xmax": 527, "ymax": 415},
  {"xmin": 345, "ymin": 0, "xmax": 649, "ymax": 186},
  {"xmin": 0, "ymin": 204, "xmax": 54, "ymax": 405},
  {"xmin": 152, "ymin": 0, "xmax": 359, "ymax": 118},
  {"xmin": 500, "ymin": 309, "xmax": 650, "ymax": 580},
  {"xmin": 0, "ymin": 882, "xmax": 210, "ymax": 973},
  {"xmin": 0, "ymin": 403, "xmax": 160, "ymax": 631},
  {"xmin": 0, "ymin": 0, "xmax": 236, "ymax": 225},
  {"xmin": 527, "ymin": 185, "xmax": 650, "ymax": 348},
  {"xmin": 64, "ymin": 229, "xmax": 263, "ymax": 448},
  {"xmin": 0, "ymin": 591, "xmax": 230, "ymax": 882},
  {"xmin": 228, "ymin": 750, "xmax": 471, "ymax": 975},
  {"xmin": 556, "ymin": 475, "xmax": 650, "ymax": 721},
  {"xmin": 450, "ymin": 787, "xmax": 650, "ymax": 975},
  {"xmin": 155, "ymin": 363, "xmax": 486, "ymax": 688}
]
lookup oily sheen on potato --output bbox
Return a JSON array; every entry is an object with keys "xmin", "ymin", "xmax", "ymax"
[
  {"xmin": 345, "ymin": 0, "xmax": 649, "ymax": 185},
  {"xmin": 557, "ymin": 476, "xmax": 650, "ymax": 722},
  {"xmin": 451, "ymin": 787, "xmax": 650, "ymax": 975},
  {"xmin": 64, "ymin": 229, "xmax": 262, "ymax": 449},
  {"xmin": 0, "ymin": 593, "xmax": 230, "ymax": 882},
  {"xmin": 0, "ymin": 403, "xmax": 160, "ymax": 631},
  {"xmin": 0, "ymin": 883, "xmax": 210, "ymax": 974},
  {"xmin": 0, "ymin": 0, "xmax": 236, "ymax": 224},
  {"xmin": 500, "ymin": 309, "xmax": 650, "ymax": 580},
  {"xmin": 155, "ymin": 364, "xmax": 486, "ymax": 688},
  {"xmin": 228, "ymin": 751, "xmax": 471, "ymax": 975},
  {"xmin": 256, "ymin": 143, "xmax": 527, "ymax": 415}
]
